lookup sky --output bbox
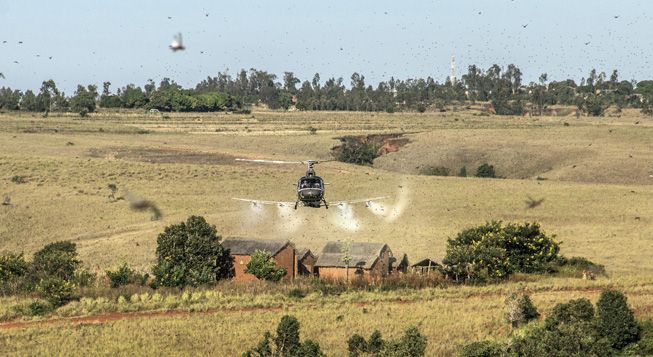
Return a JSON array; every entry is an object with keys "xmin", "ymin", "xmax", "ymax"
[{"xmin": 1, "ymin": 0, "xmax": 652, "ymax": 94}]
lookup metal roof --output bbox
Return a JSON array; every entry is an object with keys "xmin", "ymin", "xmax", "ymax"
[
  {"xmin": 222, "ymin": 237, "xmax": 290, "ymax": 256},
  {"xmin": 315, "ymin": 242, "xmax": 389, "ymax": 269}
]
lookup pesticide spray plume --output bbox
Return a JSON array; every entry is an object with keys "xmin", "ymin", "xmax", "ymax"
[
  {"xmin": 329, "ymin": 203, "xmax": 361, "ymax": 232},
  {"xmin": 366, "ymin": 182, "xmax": 410, "ymax": 222},
  {"xmin": 276, "ymin": 203, "xmax": 304, "ymax": 233},
  {"xmin": 240, "ymin": 200, "xmax": 267, "ymax": 227}
]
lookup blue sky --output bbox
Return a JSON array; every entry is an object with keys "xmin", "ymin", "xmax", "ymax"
[{"xmin": 1, "ymin": 0, "xmax": 651, "ymax": 93}]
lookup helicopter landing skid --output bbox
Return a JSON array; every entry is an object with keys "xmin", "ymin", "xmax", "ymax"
[{"xmin": 322, "ymin": 199, "xmax": 329, "ymax": 209}]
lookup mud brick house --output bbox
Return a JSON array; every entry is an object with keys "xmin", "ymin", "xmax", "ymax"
[
  {"xmin": 297, "ymin": 248, "xmax": 317, "ymax": 276},
  {"xmin": 315, "ymin": 242, "xmax": 392, "ymax": 281},
  {"xmin": 390, "ymin": 252, "xmax": 409, "ymax": 273},
  {"xmin": 222, "ymin": 237, "xmax": 297, "ymax": 282}
]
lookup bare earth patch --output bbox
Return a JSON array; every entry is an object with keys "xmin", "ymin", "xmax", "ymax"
[{"xmin": 87, "ymin": 147, "xmax": 239, "ymax": 165}]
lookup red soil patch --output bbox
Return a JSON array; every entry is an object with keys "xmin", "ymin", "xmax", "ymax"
[{"xmin": 0, "ymin": 306, "xmax": 282, "ymax": 330}]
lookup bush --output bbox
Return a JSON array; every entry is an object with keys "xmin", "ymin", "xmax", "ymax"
[
  {"xmin": 37, "ymin": 277, "xmax": 75, "ymax": 307},
  {"xmin": 416, "ymin": 104, "xmax": 427, "ymax": 113},
  {"xmin": 245, "ymin": 250, "xmax": 287, "ymax": 282},
  {"xmin": 505, "ymin": 292, "xmax": 539, "ymax": 328},
  {"xmin": 551, "ymin": 256, "xmax": 606, "ymax": 278},
  {"xmin": 626, "ymin": 320, "xmax": 653, "ymax": 356},
  {"xmin": 74, "ymin": 268, "xmax": 97, "ymax": 288},
  {"xmin": 0, "ymin": 252, "xmax": 30, "ymax": 294},
  {"xmin": 458, "ymin": 166, "xmax": 467, "ymax": 177},
  {"xmin": 10, "ymin": 175, "xmax": 27, "ymax": 184},
  {"xmin": 335, "ymin": 138, "xmax": 381, "ymax": 165},
  {"xmin": 459, "ymin": 341, "xmax": 503, "ymax": 357},
  {"xmin": 347, "ymin": 327, "xmax": 427, "ymax": 357},
  {"xmin": 544, "ymin": 298, "xmax": 594, "ymax": 329},
  {"xmin": 152, "ymin": 216, "xmax": 232, "ymax": 287},
  {"xmin": 420, "ymin": 166, "xmax": 450, "ymax": 176},
  {"xmin": 243, "ymin": 315, "xmax": 325, "ymax": 357},
  {"xmin": 288, "ymin": 288, "xmax": 305, "ymax": 299},
  {"xmin": 442, "ymin": 221, "xmax": 560, "ymax": 282},
  {"xmin": 475, "ymin": 163, "xmax": 496, "ymax": 178},
  {"xmin": 31, "ymin": 241, "xmax": 81, "ymax": 282},
  {"xmin": 511, "ymin": 320, "xmax": 612, "ymax": 357},
  {"xmin": 106, "ymin": 263, "xmax": 137, "ymax": 288},
  {"xmin": 595, "ymin": 289, "xmax": 640, "ymax": 349},
  {"xmin": 28, "ymin": 300, "xmax": 53, "ymax": 316}
]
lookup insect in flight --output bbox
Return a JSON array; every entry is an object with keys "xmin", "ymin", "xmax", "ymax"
[{"xmin": 232, "ymin": 159, "xmax": 387, "ymax": 209}]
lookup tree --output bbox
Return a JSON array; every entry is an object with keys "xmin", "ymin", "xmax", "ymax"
[
  {"xmin": 596, "ymin": 289, "xmax": 640, "ymax": 349},
  {"xmin": 69, "ymin": 84, "xmax": 98, "ymax": 115},
  {"xmin": 31, "ymin": 241, "xmax": 81, "ymax": 282},
  {"xmin": 442, "ymin": 221, "xmax": 560, "ymax": 282},
  {"xmin": 152, "ymin": 216, "xmax": 232, "ymax": 287},
  {"xmin": 475, "ymin": 163, "xmax": 496, "ymax": 178},
  {"xmin": 245, "ymin": 250, "xmax": 287, "ymax": 282},
  {"xmin": 340, "ymin": 240, "xmax": 352, "ymax": 282}
]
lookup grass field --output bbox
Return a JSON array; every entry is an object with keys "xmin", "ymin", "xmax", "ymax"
[{"xmin": 0, "ymin": 108, "xmax": 652, "ymax": 355}]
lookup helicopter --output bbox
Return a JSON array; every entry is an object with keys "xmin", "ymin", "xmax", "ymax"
[
  {"xmin": 169, "ymin": 33, "xmax": 185, "ymax": 51},
  {"xmin": 232, "ymin": 158, "xmax": 387, "ymax": 209}
]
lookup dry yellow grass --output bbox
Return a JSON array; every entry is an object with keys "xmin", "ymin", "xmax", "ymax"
[{"xmin": 0, "ymin": 108, "xmax": 652, "ymax": 355}]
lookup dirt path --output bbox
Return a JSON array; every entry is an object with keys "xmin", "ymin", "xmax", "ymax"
[{"xmin": 0, "ymin": 306, "xmax": 282, "ymax": 330}]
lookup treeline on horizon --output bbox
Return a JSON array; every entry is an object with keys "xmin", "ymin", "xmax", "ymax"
[{"xmin": 2, "ymin": 64, "xmax": 653, "ymax": 116}]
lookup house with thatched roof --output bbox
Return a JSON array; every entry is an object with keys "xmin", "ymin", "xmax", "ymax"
[
  {"xmin": 297, "ymin": 248, "xmax": 317, "ymax": 276},
  {"xmin": 222, "ymin": 237, "xmax": 297, "ymax": 282},
  {"xmin": 315, "ymin": 242, "xmax": 392, "ymax": 281}
]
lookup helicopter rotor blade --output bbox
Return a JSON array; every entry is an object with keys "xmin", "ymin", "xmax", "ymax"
[{"xmin": 235, "ymin": 158, "xmax": 304, "ymax": 165}]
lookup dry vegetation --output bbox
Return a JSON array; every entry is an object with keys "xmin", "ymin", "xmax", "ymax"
[{"xmin": 1, "ymin": 108, "xmax": 652, "ymax": 355}]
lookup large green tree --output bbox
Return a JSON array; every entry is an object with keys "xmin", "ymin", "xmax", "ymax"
[{"xmin": 152, "ymin": 216, "xmax": 232, "ymax": 287}]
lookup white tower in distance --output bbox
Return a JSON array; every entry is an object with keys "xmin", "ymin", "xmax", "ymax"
[{"xmin": 449, "ymin": 54, "xmax": 457, "ymax": 84}]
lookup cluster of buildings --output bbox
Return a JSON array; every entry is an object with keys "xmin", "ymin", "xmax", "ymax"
[{"xmin": 221, "ymin": 237, "xmax": 439, "ymax": 282}]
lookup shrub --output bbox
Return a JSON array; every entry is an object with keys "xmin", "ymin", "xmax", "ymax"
[
  {"xmin": 31, "ymin": 241, "xmax": 81, "ymax": 282},
  {"xmin": 511, "ymin": 320, "xmax": 612, "ymax": 357},
  {"xmin": 106, "ymin": 263, "xmax": 135, "ymax": 288},
  {"xmin": 458, "ymin": 166, "xmax": 467, "ymax": 177},
  {"xmin": 627, "ymin": 320, "xmax": 653, "ymax": 356},
  {"xmin": 28, "ymin": 300, "xmax": 53, "ymax": 316},
  {"xmin": 288, "ymin": 288, "xmax": 305, "ymax": 299},
  {"xmin": 420, "ymin": 165, "xmax": 450, "ymax": 176},
  {"xmin": 335, "ymin": 138, "xmax": 381, "ymax": 166},
  {"xmin": 243, "ymin": 315, "xmax": 325, "ymax": 357},
  {"xmin": 505, "ymin": 292, "xmax": 539, "ymax": 328},
  {"xmin": 595, "ymin": 289, "xmax": 640, "ymax": 349},
  {"xmin": 347, "ymin": 327, "xmax": 426, "ymax": 357},
  {"xmin": 459, "ymin": 341, "xmax": 503, "ymax": 357},
  {"xmin": 544, "ymin": 298, "xmax": 594, "ymax": 329},
  {"xmin": 551, "ymin": 256, "xmax": 606, "ymax": 278},
  {"xmin": 37, "ymin": 277, "xmax": 75, "ymax": 307},
  {"xmin": 245, "ymin": 250, "xmax": 287, "ymax": 282},
  {"xmin": 152, "ymin": 216, "xmax": 232, "ymax": 287},
  {"xmin": 74, "ymin": 268, "xmax": 97, "ymax": 288},
  {"xmin": 442, "ymin": 221, "xmax": 560, "ymax": 282},
  {"xmin": 10, "ymin": 175, "xmax": 27, "ymax": 184},
  {"xmin": 0, "ymin": 252, "xmax": 30, "ymax": 294},
  {"xmin": 475, "ymin": 163, "xmax": 496, "ymax": 178},
  {"xmin": 416, "ymin": 104, "xmax": 427, "ymax": 113},
  {"xmin": 348, "ymin": 334, "xmax": 368, "ymax": 357}
]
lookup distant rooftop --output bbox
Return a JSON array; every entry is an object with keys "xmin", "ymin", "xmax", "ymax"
[{"xmin": 222, "ymin": 237, "xmax": 290, "ymax": 256}]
